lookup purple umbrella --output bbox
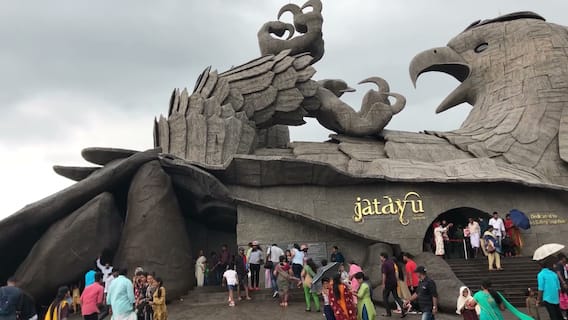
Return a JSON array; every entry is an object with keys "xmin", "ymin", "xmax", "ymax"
[{"xmin": 509, "ymin": 209, "xmax": 530, "ymax": 230}]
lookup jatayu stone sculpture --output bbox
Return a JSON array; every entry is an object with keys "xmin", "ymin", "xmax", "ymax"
[{"xmin": 1, "ymin": 0, "xmax": 567, "ymax": 309}]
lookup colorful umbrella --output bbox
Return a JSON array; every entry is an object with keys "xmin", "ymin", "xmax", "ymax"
[{"xmin": 509, "ymin": 209, "xmax": 530, "ymax": 230}]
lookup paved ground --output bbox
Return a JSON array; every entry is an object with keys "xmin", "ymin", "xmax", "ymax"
[{"xmin": 167, "ymin": 299, "xmax": 541, "ymax": 320}]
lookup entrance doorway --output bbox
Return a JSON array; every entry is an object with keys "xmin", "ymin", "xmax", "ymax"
[
  {"xmin": 175, "ymin": 191, "xmax": 237, "ymax": 287},
  {"xmin": 423, "ymin": 207, "xmax": 490, "ymax": 258}
]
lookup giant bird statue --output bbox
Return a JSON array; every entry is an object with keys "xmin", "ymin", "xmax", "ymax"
[
  {"xmin": 2, "ymin": 4, "xmax": 568, "ymax": 309},
  {"xmin": 410, "ymin": 12, "xmax": 568, "ymax": 186},
  {"xmin": 154, "ymin": 0, "xmax": 405, "ymax": 165}
]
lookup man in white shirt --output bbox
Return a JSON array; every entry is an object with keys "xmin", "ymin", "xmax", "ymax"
[
  {"xmin": 267, "ymin": 244, "xmax": 284, "ymax": 297},
  {"xmin": 96, "ymin": 256, "xmax": 113, "ymax": 283},
  {"xmin": 488, "ymin": 212, "xmax": 506, "ymax": 246}
]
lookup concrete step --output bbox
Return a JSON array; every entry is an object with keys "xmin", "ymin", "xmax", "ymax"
[
  {"xmin": 447, "ymin": 257, "xmax": 537, "ymax": 265},
  {"xmin": 447, "ymin": 257, "xmax": 538, "ymax": 307},
  {"xmin": 183, "ymin": 288, "xmax": 305, "ymax": 307},
  {"xmin": 455, "ymin": 272, "xmax": 539, "ymax": 279}
]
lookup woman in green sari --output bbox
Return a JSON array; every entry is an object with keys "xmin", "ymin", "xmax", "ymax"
[
  {"xmin": 354, "ymin": 272, "xmax": 376, "ymax": 320},
  {"xmin": 470, "ymin": 280, "xmax": 534, "ymax": 320}
]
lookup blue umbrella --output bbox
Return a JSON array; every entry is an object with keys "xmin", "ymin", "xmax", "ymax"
[{"xmin": 509, "ymin": 209, "xmax": 530, "ymax": 230}]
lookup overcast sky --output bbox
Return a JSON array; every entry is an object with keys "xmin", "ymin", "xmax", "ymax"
[{"xmin": 2, "ymin": 0, "xmax": 568, "ymax": 219}]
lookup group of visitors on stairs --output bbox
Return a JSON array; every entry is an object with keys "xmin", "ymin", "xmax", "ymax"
[
  {"xmin": 452, "ymin": 251, "xmax": 568, "ymax": 320},
  {"xmin": 433, "ymin": 211, "xmax": 524, "ymax": 271}
]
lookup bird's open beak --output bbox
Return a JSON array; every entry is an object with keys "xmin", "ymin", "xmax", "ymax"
[
  {"xmin": 409, "ymin": 46, "xmax": 471, "ymax": 113},
  {"xmin": 339, "ymin": 87, "xmax": 356, "ymax": 94}
]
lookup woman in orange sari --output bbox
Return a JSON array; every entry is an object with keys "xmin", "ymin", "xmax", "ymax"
[{"xmin": 329, "ymin": 274, "xmax": 357, "ymax": 320}]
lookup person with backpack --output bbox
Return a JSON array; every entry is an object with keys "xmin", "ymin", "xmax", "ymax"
[
  {"xmin": 17, "ymin": 290, "xmax": 37, "ymax": 320},
  {"xmin": 483, "ymin": 226, "xmax": 503, "ymax": 271},
  {"xmin": 0, "ymin": 277, "xmax": 22, "ymax": 320}
]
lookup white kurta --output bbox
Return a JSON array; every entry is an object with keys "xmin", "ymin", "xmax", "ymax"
[
  {"xmin": 434, "ymin": 226, "xmax": 448, "ymax": 256},
  {"xmin": 195, "ymin": 255, "xmax": 207, "ymax": 287},
  {"xmin": 468, "ymin": 221, "xmax": 481, "ymax": 248}
]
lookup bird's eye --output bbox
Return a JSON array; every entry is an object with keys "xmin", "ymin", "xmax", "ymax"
[{"xmin": 474, "ymin": 42, "xmax": 488, "ymax": 53}]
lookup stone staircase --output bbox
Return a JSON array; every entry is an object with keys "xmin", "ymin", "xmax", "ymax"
[
  {"xmin": 183, "ymin": 286, "xmax": 306, "ymax": 307},
  {"xmin": 447, "ymin": 256, "xmax": 540, "ymax": 307}
]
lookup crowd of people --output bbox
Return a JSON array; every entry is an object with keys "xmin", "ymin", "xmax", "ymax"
[
  {"xmin": 0, "ymin": 255, "xmax": 168, "ymax": 320},
  {"xmin": 80, "ymin": 260, "xmax": 168, "ymax": 320},
  {"xmin": 431, "ymin": 212, "xmax": 524, "ymax": 271},
  {"xmin": 188, "ymin": 239, "xmax": 568, "ymax": 320},
  {"xmin": 190, "ymin": 241, "xmax": 438, "ymax": 320},
  {"xmin": 453, "ymin": 252, "xmax": 568, "ymax": 320},
  {"xmin": 1, "ymin": 237, "xmax": 567, "ymax": 320}
]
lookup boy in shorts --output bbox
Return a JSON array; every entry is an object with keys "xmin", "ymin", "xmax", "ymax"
[{"xmin": 223, "ymin": 264, "xmax": 238, "ymax": 307}]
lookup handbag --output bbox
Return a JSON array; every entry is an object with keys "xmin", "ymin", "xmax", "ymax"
[
  {"xmin": 560, "ymin": 292, "xmax": 568, "ymax": 310},
  {"xmin": 486, "ymin": 238, "xmax": 496, "ymax": 253},
  {"xmin": 304, "ymin": 272, "xmax": 313, "ymax": 287},
  {"xmin": 264, "ymin": 260, "xmax": 274, "ymax": 269}
]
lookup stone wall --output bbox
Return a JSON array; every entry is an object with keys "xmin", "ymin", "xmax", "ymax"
[
  {"xmin": 187, "ymin": 218, "xmax": 237, "ymax": 262},
  {"xmin": 237, "ymin": 205, "xmax": 370, "ymax": 265},
  {"xmin": 237, "ymin": 204, "xmax": 374, "ymax": 288},
  {"xmin": 231, "ymin": 181, "xmax": 568, "ymax": 255}
]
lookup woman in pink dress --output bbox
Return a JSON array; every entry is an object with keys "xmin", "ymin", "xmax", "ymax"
[{"xmin": 348, "ymin": 262, "xmax": 362, "ymax": 303}]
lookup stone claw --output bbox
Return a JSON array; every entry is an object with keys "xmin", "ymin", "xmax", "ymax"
[{"xmin": 358, "ymin": 76, "xmax": 390, "ymax": 93}]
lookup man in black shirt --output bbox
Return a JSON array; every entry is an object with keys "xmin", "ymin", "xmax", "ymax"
[
  {"xmin": 330, "ymin": 246, "xmax": 345, "ymax": 264},
  {"xmin": 406, "ymin": 266, "xmax": 438, "ymax": 320},
  {"xmin": 17, "ymin": 291, "xmax": 37, "ymax": 320},
  {"xmin": 380, "ymin": 253, "xmax": 406, "ymax": 317},
  {"xmin": 0, "ymin": 277, "xmax": 22, "ymax": 320},
  {"xmin": 235, "ymin": 247, "xmax": 251, "ymax": 301}
]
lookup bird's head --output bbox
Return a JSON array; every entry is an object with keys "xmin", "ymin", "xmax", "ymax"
[
  {"xmin": 318, "ymin": 79, "xmax": 356, "ymax": 97},
  {"xmin": 409, "ymin": 12, "xmax": 549, "ymax": 114}
]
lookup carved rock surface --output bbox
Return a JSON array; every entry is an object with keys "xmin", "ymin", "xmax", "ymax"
[
  {"xmin": 81, "ymin": 147, "xmax": 139, "ymax": 165},
  {"xmin": 53, "ymin": 165, "xmax": 101, "ymax": 181},
  {"xmin": 14, "ymin": 193, "xmax": 122, "ymax": 303},
  {"xmin": 413, "ymin": 252, "xmax": 464, "ymax": 312},
  {"xmin": 365, "ymin": 243, "xmax": 393, "ymax": 288},
  {"xmin": 114, "ymin": 160, "xmax": 192, "ymax": 299},
  {"xmin": 0, "ymin": 149, "xmax": 159, "ymax": 284}
]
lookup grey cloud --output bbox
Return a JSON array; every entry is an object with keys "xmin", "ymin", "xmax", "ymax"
[
  {"xmin": 2, "ymin": 0, "xmax": 568, "ymax": 143},
  {"xmin": 3, "ymin": 0, "xmax": 568, "ymax": 217}
]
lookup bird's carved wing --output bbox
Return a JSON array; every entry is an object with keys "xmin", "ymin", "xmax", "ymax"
[{"xmin": 154, "ymin": 50, "xmax": 319, "ymax": 165}]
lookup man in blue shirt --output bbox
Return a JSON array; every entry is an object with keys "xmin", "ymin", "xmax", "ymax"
[
  {"xmin": 106, "ymin": 269, "xmax": 135, "ymax": 320},
  {"xmin": 537, "ymin": 259, "xmax": 563, "ymax": 320}
]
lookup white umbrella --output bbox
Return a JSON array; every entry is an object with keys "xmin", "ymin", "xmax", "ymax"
[{"xmin": 533, "ymin": 243, "xmax": 565, "ymax": 261}]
